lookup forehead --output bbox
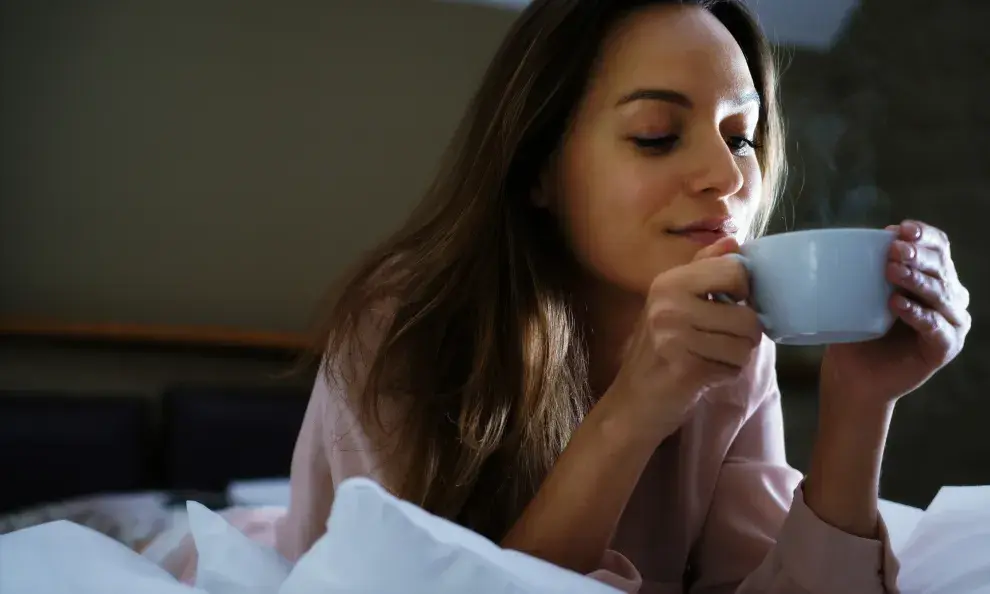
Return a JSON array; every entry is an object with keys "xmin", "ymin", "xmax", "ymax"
[{"xmin": 590, "ymin": 4, "xmax": 756, "ymax": 109}]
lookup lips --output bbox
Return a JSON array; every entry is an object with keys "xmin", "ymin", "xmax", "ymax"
[
  {"xmin": 669, "ymin": 217, "xmax": 739, "ymax": 235},
  {"xmin": 667, "ymin": 218, "xmax": 739, "ymax": 246}
]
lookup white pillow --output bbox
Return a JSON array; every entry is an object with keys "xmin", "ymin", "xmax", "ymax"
[
  {"xmin": 280, "ymin": 477, "xmax": 620, "ymax": 594},
  {"xmin": 0, "ymin": 520, "xmax": 201, "ymax": 594},
  {"xmin": 896, "ymin": 486, "xmax": 990, "ymax": 594},
  {"xmin": 187, "ymin": 502, "xmax": 291, "ymax": 594}
]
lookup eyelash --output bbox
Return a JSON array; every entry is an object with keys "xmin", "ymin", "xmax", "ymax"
[{"xmin": 631, "ymin": 135, "xmax": 761, "ymax": 156}]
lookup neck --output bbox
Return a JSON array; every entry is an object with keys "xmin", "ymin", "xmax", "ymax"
[{"xmin": 578, "ymin": 279, "xmax": 645, "ymax": 397}]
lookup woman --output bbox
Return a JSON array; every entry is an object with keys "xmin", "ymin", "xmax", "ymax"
[{"xmin": 164, "ymin": 1, "xmax": 971, "ymax": 592}]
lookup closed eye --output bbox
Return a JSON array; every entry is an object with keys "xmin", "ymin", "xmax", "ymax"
[
  {"xmin": 632, "ymin": 135, "xmax": 761, "ymax": 156},
  {"xmin": 631, "ymin": 135, "xmax": 678, "ymax": 153},
  {"xmin": 726, "ymin": 136, "xmax": 760, "ymax": 156}
]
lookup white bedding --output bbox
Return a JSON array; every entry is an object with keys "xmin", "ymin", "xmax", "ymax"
[
  {"xmin": 0, "ymin": 491, "xmax": 174, "ymax": 550},
  {"xmin": 1, "ymin": 480, "xmax": 988, "ymax": 594},
  {"xmin": 1, "ymin": 478, "xmax": 618, "ymax": 594}
]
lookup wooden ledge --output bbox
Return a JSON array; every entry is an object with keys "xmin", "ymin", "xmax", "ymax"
[{"xmin": 0, "ymin": 319, "xmax": 821, "ymax": 385}]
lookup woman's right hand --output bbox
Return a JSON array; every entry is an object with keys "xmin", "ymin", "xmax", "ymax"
[{"xmin": 604, "ymin": 237, "xmax": 764, "ymax": 443}]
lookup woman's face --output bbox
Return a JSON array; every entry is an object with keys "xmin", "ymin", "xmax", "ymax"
[{"xmin": 553, "ymin": 4, "xmax": 763, "ymax": 297}]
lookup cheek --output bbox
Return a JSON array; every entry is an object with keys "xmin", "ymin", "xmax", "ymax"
[
  {"xmin": 556, "ymin": 141, "xmax": 680, "ymax": 292},
  {"xmin": 737, "ymin": 158, "xmax": 764, "ymax": 235}
]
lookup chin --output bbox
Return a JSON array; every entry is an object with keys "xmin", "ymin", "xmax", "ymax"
[{"xmin": 660, "ymin": 237, "xmax": 703, "ymax": 266}]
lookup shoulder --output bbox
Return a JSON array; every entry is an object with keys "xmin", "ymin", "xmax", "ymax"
[
  {"xmin": 317, "ymin": 298, "xmax": 407, "ymax": 486},
  {"xmin": 324, "ymin": 298, "xmax": 396, "ymax": 382}
]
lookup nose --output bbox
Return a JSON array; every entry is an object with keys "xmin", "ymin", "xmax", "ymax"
[{"xmin": 686, "ymin": 132, "xmax": 745, "ymax": 199}]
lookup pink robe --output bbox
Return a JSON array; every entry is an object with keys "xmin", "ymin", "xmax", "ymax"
[{"xmin": 162, "ymin": 338, "xmax": 899, "ymax": 593}]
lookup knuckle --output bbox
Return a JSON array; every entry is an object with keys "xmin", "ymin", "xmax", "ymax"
[
  {"xmin": 935, "ymin": 277, "xmax": 951, "ymax": 302},
  {"xmin": 914, "ymin": 268, "xmax": 928, "ymax": 288},
  {"xmin": 933, "ymin": 246, "xmax": 949, "ymax": 268},
  {"xmin": 652, "ymin": 327, "xmax": 685, "ymax": 355},
  {"xmin": 912, "ymin": 272, "xmax": 937, "ymax": 300},
  {"xmin": 919, "ymin": 273, "xmax": 942, "ymax": 297},
  {"xmin": 958, "ymin": 285, "xmax": 971, "ymax": 307},
  {"xmin": 648, "ymin": 300, "xmax": 684, "ymax": 328},
  {"xmin": 925, "ymin": 279, "xmax": 951, "ymax": 310},
  {"xmin": 961, "ymin": 310, "xmax": 973, "ymax": 331}
]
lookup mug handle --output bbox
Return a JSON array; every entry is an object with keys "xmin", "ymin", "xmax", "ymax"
[{"xmin": 711, "ymin": 253, "xmax": 773, "ymax": 333}]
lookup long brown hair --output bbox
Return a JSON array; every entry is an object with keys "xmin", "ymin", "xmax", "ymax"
[{"xmin": 317, "ymin": 0, "xmax": 786, "ymax": 541}]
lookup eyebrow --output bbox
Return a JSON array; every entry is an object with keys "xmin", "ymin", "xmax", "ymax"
[{"xmin": 615, "ymin": 88, "xmax": 762, "ymax": 110}]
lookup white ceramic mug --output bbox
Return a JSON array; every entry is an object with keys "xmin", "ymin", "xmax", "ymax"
[{"xmin": 726, "ymin": 228, "xmax": 896, "ymax": 345}]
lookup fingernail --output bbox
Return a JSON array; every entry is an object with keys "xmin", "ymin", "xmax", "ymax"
[
  {"xmin": 895, "ymin": 241, "xmax": 916, "ymax": 260},
  {"xmin": 895, "ymin": 295, "xmax": 912, "ymax": 310},
  {"xmin": 905, "ymin": 222, "xmax": 922, "ymax": 239},
  {"xmin": 895, "ymin": 264, "xmax": 912, "ymax": 278}
]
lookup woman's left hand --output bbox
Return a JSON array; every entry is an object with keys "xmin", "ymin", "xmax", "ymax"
[{"xmin": 820, "ymin": 220, "xmax": 971, "ymax": 407}]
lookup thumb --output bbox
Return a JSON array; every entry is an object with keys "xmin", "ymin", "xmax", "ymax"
[{"xmin": 691, "ymin": 236, "xmax": 741, "ymax": 262}]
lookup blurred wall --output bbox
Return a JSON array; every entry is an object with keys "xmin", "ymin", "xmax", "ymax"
[
  {"xmin": 773, "ymin": 0, "xmax": 990, "ymax": 506},
  {"xmin": 0, "ymin": 0, "xmax": 516, "ymax": 333}
]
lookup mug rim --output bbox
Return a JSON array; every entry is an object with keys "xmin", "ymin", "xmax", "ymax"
[{"xmin": 749, "ymin": 227, "xmax": 894, "ymax": 246}]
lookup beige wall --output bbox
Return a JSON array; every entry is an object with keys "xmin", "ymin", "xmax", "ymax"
[{"xmin": 0, "ymin": 0, "xmax": 516, "ymax": 333}]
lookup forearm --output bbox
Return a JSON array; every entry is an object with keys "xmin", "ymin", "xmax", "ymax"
[
  {"xmin": 804, "ymin": 376, "xmax": 895, "ymax": 539},
  {"xmin": 500, "ymin": 392, "xmax": 659, "ymax": 574}
]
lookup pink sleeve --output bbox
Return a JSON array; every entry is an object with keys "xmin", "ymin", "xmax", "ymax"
[
  {"xmin": 689, "ymin": 373, "xmax": 900, "ymax": 593},
  {"xmin": 300, "ymin": 363, "xmax": 647, "ymax": 592},
  {"xmin": 274, "ymin": 356, "xmax": 386, "ymax": 561},
  {"xmin": 158, "ymin": 365, "xmax": 373, "ymax": 579}
]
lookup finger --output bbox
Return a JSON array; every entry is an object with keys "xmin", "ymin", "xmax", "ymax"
[
  {"xmin": 956, "ymin": 282, "xmax": 971, "ymax": 311},
  {"xmin": 891, "ymin": 296, "xmax": 965, "ymax": 364},
  {"xmin": 887, "ymin": 262, "xmax": 967, "ymax": 327},
  {"xmin": 660, "ymin": 255, "xmax": 750, "ymax": 302},
  {"xmin": 890, "ymin": 240, "xmax": 950, "ymax": 279},
  {"xmin": 648, "ymin": 296, "xmax": 763, "ymax": 343},
  {"xmin": 686, "ymin": 298, "xmax": 764, "ymax": 343},
  {"xmin": 692, "ymin": 236, "xmax": 741, "ymax": 262},
  {"xmin": 888, "ymin": 220, "xmax": 949, "ymax": 250},
  {"xmin": 682, "ymin": 328, "xmax": 758, "ymax": 370},
  {"xmin": 891, "ymin": 294, "xmax": 953, "ymax": 338}
]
